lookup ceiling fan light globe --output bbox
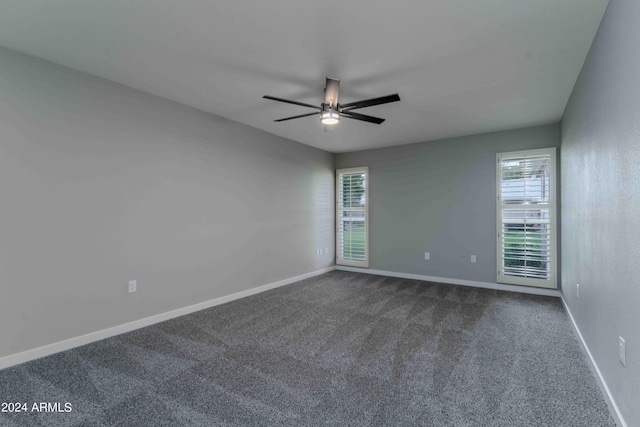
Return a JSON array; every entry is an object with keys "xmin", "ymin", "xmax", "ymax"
[
  {"xmin": 321, "ymin": 117, "xmax": 339, "ymax": 125},
  {"xmin": 321, "ymin": 110, "xmax": 340, "ymax": 125}
]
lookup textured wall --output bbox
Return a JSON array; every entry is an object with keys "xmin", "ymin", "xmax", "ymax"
[
  {"xmin": 561, "ymin": 0, "xmax": 640, "ymax": 424},
  {"xmin": 0, "ymin": 47, "xmax": 335, "ymax": 359},
  {"xmin": 336, "ymin": 124, "xmax": 560, "ymax": 285}
]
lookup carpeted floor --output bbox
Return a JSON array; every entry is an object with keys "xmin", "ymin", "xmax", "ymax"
[{"xmin": 0, "ymin": 271, "xmax": 615, "ymax": 426}]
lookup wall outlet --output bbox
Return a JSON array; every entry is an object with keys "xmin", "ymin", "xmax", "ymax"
[
  {"xmin": 619, "ymin": 336, "xmax": 626, "ymax": 366},
  {"xmin": 470, "ymin": 255, "xmax": 477, "ymax": 263},
  {"xmin": 128, "ymin": 280, "xmax": 137, "ymax": 293},
  {"xmin": 576, "ymin": 283, "xmax": 580, "ymax": 299},
  {"xmin": 424, "ymin": 252, "xmax": 430, "ymax": 260},
  {"xmin": 325, "ymin": 248, "xmax": 328, "ymax": 254}
]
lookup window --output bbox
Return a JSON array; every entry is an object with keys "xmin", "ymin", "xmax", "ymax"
[
  {"xmin": 497, "ymin": 148, "xmax": 557, "ymax": 288},
  {"xmin": 336, "ymin": 167, "xmax": 369, "ymax": 267}
]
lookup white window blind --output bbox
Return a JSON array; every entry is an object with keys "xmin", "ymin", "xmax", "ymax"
[
  {"xmin": 497, "ymin": 148, "xmax": 556, "ymax": 288},
  {"xmin": 336, "ymin": 167, "xmax": 369, "ymax": 267}
]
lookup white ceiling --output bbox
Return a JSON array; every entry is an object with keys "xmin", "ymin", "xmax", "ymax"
[{"xmin": 0, "ymin": 1, "xmax": 608, "ymax": 153}]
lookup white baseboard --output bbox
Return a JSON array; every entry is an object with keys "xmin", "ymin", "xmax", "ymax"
[
  {"xmin": 561, "ymin": 296, "xmax": 626, "ymax": 427},
  {"xmin": 0, "ymin": 267, "xmax": 335, "ymax": 371},
  {"xmin": 335, "ymin": 266, "xmax": 560, "ymax": 297}
]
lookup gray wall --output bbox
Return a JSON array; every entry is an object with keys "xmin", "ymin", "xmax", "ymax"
[
  {"xmin": 0, "ymin": 46, "xmax": 335, "ymax": 359},
  {"xmin": 561, "ymin": 0, "xmax": 640, "ymax": 424},
  {"xmin": 336, "ymin": 124, "xmax": 560, "ymax": 284}
]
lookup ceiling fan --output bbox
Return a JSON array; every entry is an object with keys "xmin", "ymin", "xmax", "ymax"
[{"xmin": 263, "ymin": 77, "xmax": 400, "ymax": 129}]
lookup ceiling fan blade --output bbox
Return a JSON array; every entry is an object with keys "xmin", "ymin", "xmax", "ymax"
[
  {"xmin": 263, "ymin": 95, "xmax": 321, "ymax": 110},
  {"xmin": 324, "ymin": 77, "xmax": 340, "ymax": 108},
  {"xmin": 274, "ymin": 112, "xmax": 320, "ymax": 122},
  {"xmin": 341, "ymin": 111, "xmax": 385, "ymax": 124},
  {"xmin": 340, "ymin": 94, "xmax": 401, "ymax": 111}
]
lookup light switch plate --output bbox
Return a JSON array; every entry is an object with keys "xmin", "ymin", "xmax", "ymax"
[{"xmin": 128, "ymin": 280, "xmax": 137, "ymax": 293}]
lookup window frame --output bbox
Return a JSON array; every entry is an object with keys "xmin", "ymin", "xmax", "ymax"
[
  {"xmin": 496, "ymin": 148, "xmax": 557, "ymax": 289},
  {"xmin": 336, "ymin": 166, "xmax": 369, "ymax": 268}
]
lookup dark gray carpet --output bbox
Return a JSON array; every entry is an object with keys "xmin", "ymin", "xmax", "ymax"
[{"xmin": 0, "ymin": 271, "xmax": 615, "ymax": 426}]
